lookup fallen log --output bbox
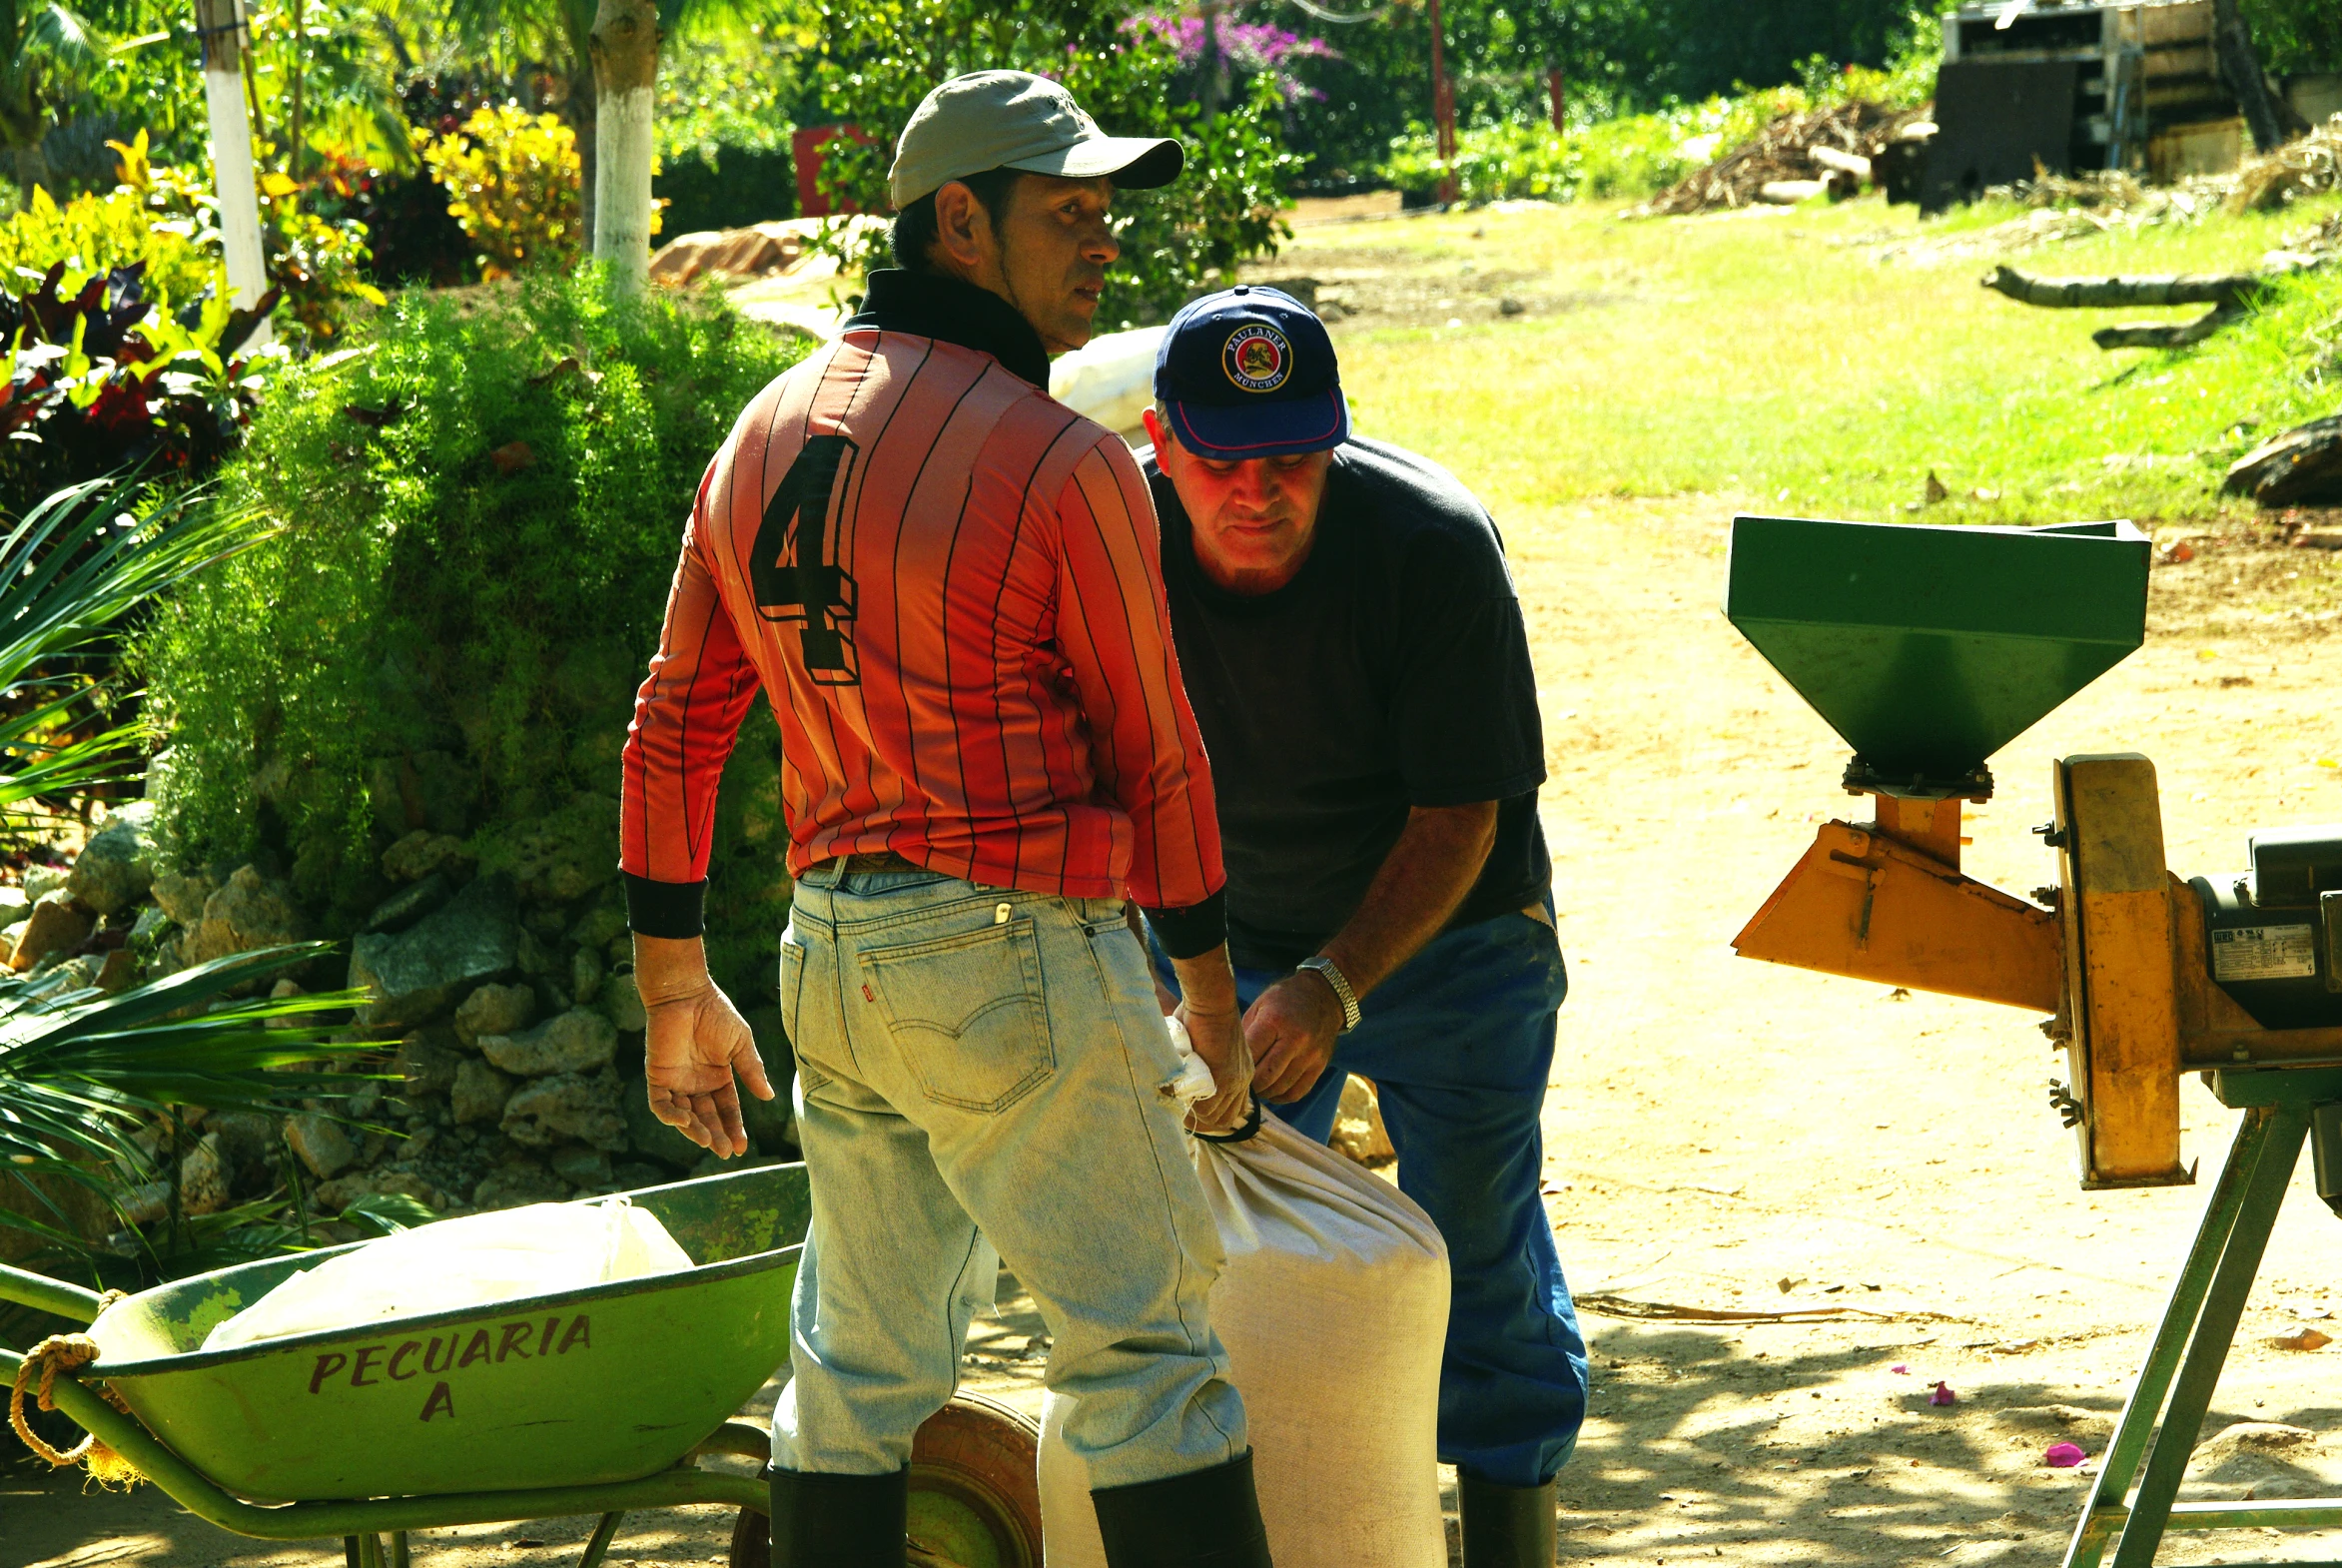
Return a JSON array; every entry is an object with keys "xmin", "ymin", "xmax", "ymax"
[
  {"xmin": 2092, "ymin": 304, "xmax": 2248, "ymax": 350},
  {"xmin": 1981, "ymin": 265, "xmax": 2263, "ymax": 310},
  {"xmin": 2223, "ymin": 414, "xmax": 2342, "ymax": 506},
  {"xmin": 1758, "ymin": 178, "xmax": 1831, "ymax": 204}
]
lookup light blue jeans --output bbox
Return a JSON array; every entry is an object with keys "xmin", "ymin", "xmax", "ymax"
[{"xmin": 772, "ymin": 861, "xmax": 1246, "ymax": 1489}]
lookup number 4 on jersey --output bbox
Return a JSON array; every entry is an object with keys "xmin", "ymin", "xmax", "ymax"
[{"xmin": 751, "ymin": 433, "xmax": 860, "ymax": 685}]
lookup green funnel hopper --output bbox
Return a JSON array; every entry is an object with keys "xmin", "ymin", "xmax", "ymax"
[{"xmin": 1725, "ymin": 515, "xmax": 2149, "ymax": 794}]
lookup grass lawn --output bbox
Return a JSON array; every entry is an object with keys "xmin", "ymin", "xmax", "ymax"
[{"xmin": 1280, "ymin": 191, "xmax": 2342, "ymax": 527}]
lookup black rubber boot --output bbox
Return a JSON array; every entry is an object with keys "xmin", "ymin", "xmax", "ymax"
[
  {"xmin": 1458, "ymin": 1472, "xmax": 1557, "ymax": 1568},
  {"xmin": 768, "ymin": 1465, "xmax": 908, "ymax": 1568},
  {"xmin": 1091, "ymin": 1449, "xmax": 1274, "ymax": 1568}
]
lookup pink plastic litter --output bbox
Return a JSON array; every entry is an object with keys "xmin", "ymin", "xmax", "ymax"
[
  {"xmin": 1930, "ymin": 1381, "xmax": 1957, "ymax": 1406},
  {"xmin": 2044, "ymin": 1442, "xmax": 2088, "ymax": 1468}
]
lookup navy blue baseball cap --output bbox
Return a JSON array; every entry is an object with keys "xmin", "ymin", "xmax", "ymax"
[{"xmin": 1154, "ymin": 286, "xmax": 1349, "ymax": 459}]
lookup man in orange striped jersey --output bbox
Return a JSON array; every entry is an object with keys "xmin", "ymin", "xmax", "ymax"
[{"xmin": 618, "ymin": 71, "xmax": 1271, "ymax": 1568}]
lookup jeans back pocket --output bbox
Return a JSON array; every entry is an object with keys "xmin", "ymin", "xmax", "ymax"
[{"xmin": 859, "ymin": 918, "xmax": 1055, "ymax": 1114}]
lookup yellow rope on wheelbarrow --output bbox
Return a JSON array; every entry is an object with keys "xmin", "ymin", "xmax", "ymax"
[{"xmin": 9, "ymin": 1298, "xmax": 144, "ymax": 1488}]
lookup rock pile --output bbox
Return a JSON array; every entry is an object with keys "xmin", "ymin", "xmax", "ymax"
[{"xmin": 15, "ymin": 800, "xmax": 798, "ymax": 1246}]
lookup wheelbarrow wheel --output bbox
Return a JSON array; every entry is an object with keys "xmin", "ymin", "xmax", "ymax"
[{"xmin": 730, "ymin": 1391, "xmax": 1043, "ymax": 1568}]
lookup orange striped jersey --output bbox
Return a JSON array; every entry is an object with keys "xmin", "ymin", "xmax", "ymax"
[{"xmin": 619, "ymin": 269, "xmax": 1227, "ymax": 954}]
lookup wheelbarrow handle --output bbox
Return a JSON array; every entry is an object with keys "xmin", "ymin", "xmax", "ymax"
[{"xmin": 0, "ymin": 1261, "xmax": 110, "ymax": 1323}]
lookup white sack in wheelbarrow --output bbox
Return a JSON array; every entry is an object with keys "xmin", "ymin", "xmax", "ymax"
[
  {"xmin": 203, "ymin": 1197, "xmax": 694, "ymax": 1350},
  {"xmin": 1039, "ymin": 1105, "xmax": 1451, "ymax": 1568}
]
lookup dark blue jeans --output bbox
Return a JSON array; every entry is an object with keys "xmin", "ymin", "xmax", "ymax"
[{"xmin": 1153, "ymin": 902, "xmax": 1589, "ymax": 1487}]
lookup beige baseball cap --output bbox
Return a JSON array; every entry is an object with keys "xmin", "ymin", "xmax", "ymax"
[{"xmin": 887, "ymin": 70, "xmax": 1183, "ymax": 210}]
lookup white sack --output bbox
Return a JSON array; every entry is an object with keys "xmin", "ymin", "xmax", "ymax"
[
  {"xmin": 204, "ymin": 1197, "xmax": 693, "ymax": 1349},
  {"xmin": 1040, "ymin": 1104, "xmax": 1450, "ymax": 1568},
  {"xmin": 1049, "ymin": 327, "xmax": 1166, "ymax": 435}
]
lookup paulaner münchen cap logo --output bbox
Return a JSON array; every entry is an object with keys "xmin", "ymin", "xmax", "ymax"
[{"xmin": 1222, "ymin": 324, "xmax": 1292, "ymax": 392}]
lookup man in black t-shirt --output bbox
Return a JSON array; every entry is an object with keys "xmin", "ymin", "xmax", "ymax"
[{"xmin": 1136, "ymin": 286, "xmax": 1588, "ymax": 1568}]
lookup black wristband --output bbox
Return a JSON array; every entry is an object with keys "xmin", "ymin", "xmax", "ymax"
[
  {"xmin": 1139, "ymin": 889, "xmax": 1227, "ymax": 961},
  {"xmin": 624, "ymin": 872, "xmax": 707, "ymax": 939}
]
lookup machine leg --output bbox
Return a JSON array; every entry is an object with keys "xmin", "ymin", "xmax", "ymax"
[
  {"xmin": 390, "ymin": 1532, "xmax": 411, "ymax": 1568},
  {"xmin": 344, "ymin": 1539, "xmax": 362, "ymax": 1568},
  {"xmin": 2062, "ymin": 1107, "xmax": 2292, "ymax": 1568},
  {"xmin": 578, "ymin": 1511, "xmax": 626, "ymax": 1568},
  {"xmin": 356, "ymin": 1535, "xmax": 386, "ymax": 1568},
  {"xmin": 2108, "ymin": 1105, "xmax": 2306, "ymax": 1568}
]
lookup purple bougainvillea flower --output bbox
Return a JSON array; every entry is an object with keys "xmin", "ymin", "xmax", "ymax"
[
  {"xmin": 2044, "ymin": 1442, "xmax": 2088, "ymax": 1468},
  {"xmin": 1930, "ymin": 1381, "xmax": 1957, "ymax": 1406},
  {"xmin": 1890, "ymin": 1363, "xmax": 1910, "ymax": 1374}
]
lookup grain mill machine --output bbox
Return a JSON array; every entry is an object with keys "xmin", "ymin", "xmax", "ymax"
[{"xmin": 1726, "ymin": 514, "xmax": 2342, "ymax": 1568}]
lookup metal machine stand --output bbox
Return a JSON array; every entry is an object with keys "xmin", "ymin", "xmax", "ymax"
[{"xmin": 2065, "ymin": 1068, "xmax": 2342, "ymax": 1568}]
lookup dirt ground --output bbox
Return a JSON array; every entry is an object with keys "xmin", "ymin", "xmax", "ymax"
[{"xmin": 15, "ymin": 249, "xmax": 2342, "ymax": 1568}]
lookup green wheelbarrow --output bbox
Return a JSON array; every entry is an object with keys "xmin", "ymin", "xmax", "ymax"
[{"xmin": 3, "ymin": 1163, "xmax": 1044, "ymax": 1568}]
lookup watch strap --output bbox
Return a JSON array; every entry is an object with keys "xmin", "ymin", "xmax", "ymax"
[{"xmin": 1297, "ymin": 956, "xmax": 1361, "ymax": 1033}]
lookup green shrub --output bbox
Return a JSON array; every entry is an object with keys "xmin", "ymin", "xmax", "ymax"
[{"xmin": 137, "ymin": 273, "xmax": 809, "ymax": 989}]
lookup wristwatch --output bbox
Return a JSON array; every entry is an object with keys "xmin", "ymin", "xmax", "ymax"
[{"xmin": 1296, "ymin": 956, "xmax": 1361, "ymax": 1034}]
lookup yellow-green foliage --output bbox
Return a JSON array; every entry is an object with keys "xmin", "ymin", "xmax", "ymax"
[
  {"xmin": 0, "ymin": 184, "xmax": 216, "ymax": 309},
  {"xmin": 417, "ymin": 106, "xmax": 584, "ymax": 280}
]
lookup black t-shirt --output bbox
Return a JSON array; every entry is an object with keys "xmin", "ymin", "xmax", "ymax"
[{"xmin": 1146, "ymin": 437, "xmax": 1550, "ymax": 972}]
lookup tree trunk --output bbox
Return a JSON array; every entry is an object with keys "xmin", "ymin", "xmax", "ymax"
[
  {"xmin": 568, "ymin": 63, "xmax": 599, "ymax": 259},
  {"xmin": 589, "ymin": 0, "xmax": 657, "ymax": 296},
  {"xmin": 2210, "ymin": 0, "xmax": 2285, "ymax": 154}
]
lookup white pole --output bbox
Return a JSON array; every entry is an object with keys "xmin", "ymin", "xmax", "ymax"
[
  {"xmin": 589, "ymin": 0, "xmax": 658, "ymax": 296},
  {"xmin": 593, "ymin": 86, "xmax": 655, "ymax": 295},
  {"xmin": 196, "ymin": 0, "xmax": 272, "ymax": 347}
]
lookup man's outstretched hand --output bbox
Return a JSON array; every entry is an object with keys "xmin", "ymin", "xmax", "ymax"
[
  {"xmin": 636, "ymin": 933, "xmax": 774, "ymax": 1159},
  {"xmin": 1241, "ymin": 971, "xmax": 1344, "ymax": 1106}
]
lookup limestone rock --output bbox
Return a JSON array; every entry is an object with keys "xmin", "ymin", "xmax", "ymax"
[
  {"xmin": 494, "ymin": 794, "xmax": 621, "ymax": 903},
  {"xmin": 179, "ymin": 1132, "xmax": 231, "ymax": 1216},
  {"xmin": 480, "ymin": 1008, "xmax": 616, "ymax": 1078},
  {"xmin": 286, "ymin": 1113, "xmax": 358, "ymax": 1180},
  {"xmin": 95, "ymin": 948, "xmax": 138, "ymax": 993},
  {"xmin": 568, "ymin": 888, "xmax": 629, "ymax": 953},
  {"xmin": 549, "ymin": 1146, "xmax": 614, "ymax": 1187},
  {"xmin": 382, "ymin": 830, "xmax": 472, "ymax": 885},
  {"xmin": 150, "ymin": 870, "xmax": 215, "ymax": 926},
  {"xmin": 68, "ymin": 801, "xmax": 155, "ymax": 916},
  {"xmin": 501, "ymin": 1070, "xmax": 628, "ymax": 1152},
  {"xmin": 316, "ymin": 1167, "xmax": 451, "ymax": 1214},
  {"xmin": 473, "ymin": 1159, "xmax": 567, "ymax": 1210},
  {"xmin": 349, "ymin": 871, "xmax": 519, "ymax": 1029},
  {"xmin": 369, "ymin": 752, "xmax": 475, "ymax": 841},
  {"xmin": 600, "ymin": 968, "xmax": 648, "ymax": 1033},
  {"xmin": 10, "ymin": 892, "xmax": 91, "ymax": 972},
  {"xmin": 453, "ymin": 982, "xmax": 536, "ymax": 1047},
  {"xmin": 451, "ymin": 1058, "xmax": 516, "ymax": 1125},
  {"xmin": 571, "ymin": 946, "xmax": 603, "ymax": 1004},
  {"xmin": 365, "ymin": 872, "xmax": 451, "ymax": 935},
  {"xmin": 396, "ymin": 1033, "xmax": 464, "ymax": 1101},
  {"xmin": 0, "ymin": 887, "xmax": 27, "ymax": 925},
  {"xmin": 182, "ymin": 866, "xmax": 304, "ymax": 967},
  {"xmin": 22, "ymin": 864, "xmax": 67, "ymax": 902}
]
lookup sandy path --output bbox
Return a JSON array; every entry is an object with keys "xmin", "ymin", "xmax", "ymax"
[{"xmin": 12, "ymin": 496, "xmax": 2342, "ymax": 1568}]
